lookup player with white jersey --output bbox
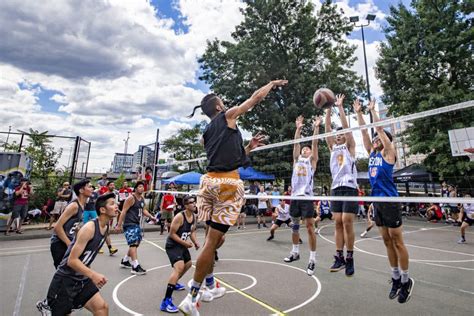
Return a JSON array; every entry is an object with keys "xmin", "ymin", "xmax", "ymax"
[
  {"xmin": 325, "ymin": 94, "xmax": 358, "ymax": 277},
  {"xmin": 283, "ymin": 115, "xmax": 321, "ymax": 277},
  {"xmin": 267, "ymin": 199, "xmax": 291, "ymax": 241},
  {"xmin": 458, "ymin": 193, "xmax": 474, "ymax": 244}
]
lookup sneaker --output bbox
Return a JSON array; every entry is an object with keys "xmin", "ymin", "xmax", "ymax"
[
  {"xmin": 178, "ymin": 293, "xmax": 200, "ymax": 316},
  {"xmin": 389, "ymin": 278, "xmax": 402, "ymax": 299},
  {"xmin": 36, "ymin": 299, "xmax": 52, "ymax": 316},
  {"xmin": 307, "ymin": 261, "xmax": 315, "ymax": 276},
  {"xmin": 263, "ymin": 223, "xmax": 268, "ymax": 228},
  {"xmin": 175, "ymin": 283, "xmax": 185, "ymax": 291},
  {"xmin": 109, "ymin": 247, "xmax": 118, "ymax": 256},
  {"xmin": 457, "ymin": 238, "xmax": 466, "ymax": 244},
  {"xmin": 284, "ymin": 252, "xmax": 300, "ymax": 263},
  {"xmin": 398, "ymin": 278, "xmax": 414, "ymax": 303},
  {"xmin": 360, "ymin": 231, "xmax": 368, "ymax": 238},
  {"xmin": 267, "ymin": 235, "xmax": 274, "ymax": 241},
  {"xmin": 258, "ymin": 223, "xmax": 261, "ymax": 229},
  {"xmin": 120, "ymin": 259, "xmax": 132, "ymax": 269},
  {"xmin": 206, "ymin": 286, "xmax": 226, "ymax": 300},
  {"xmin": 160, "ymin": 297, "xmax": 179, "ymax": 313},
  {"xmin": 131, "ymin": 264, "xmax": 146, "ymax": 275},
  {"xmin": 98, "ymin": 248, "xmax": 104, "ymax": 254},
  {"xmin": 345, "ymin": 258, "xmax": 354, "ymax": 277},
  {"xmin": 330, "ymin": 255, "xmax": 345, "ymax": 272}
]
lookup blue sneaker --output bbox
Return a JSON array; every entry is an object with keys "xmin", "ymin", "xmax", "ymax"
[
  {"xmin": 330, "ymin": 255, "xmax": 345, "ymax": 272},
  {"xmin": 175, "ymin": 283, "xmax": 185, "ymax": 291},
  {"xmin": 160, "ymin": 298, "xmax": 178, "ymax": 313},
  {"xmin": 345, "ymin": 257, "xmax": 354, "ymax": 277}
]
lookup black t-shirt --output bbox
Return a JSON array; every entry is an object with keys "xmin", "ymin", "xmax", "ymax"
[{"xmin": 203, "ymin": 112, "xmax": 250, "ymax": 172}]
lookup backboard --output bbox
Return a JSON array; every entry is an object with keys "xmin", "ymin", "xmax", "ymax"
[{"xmin": 449, "ymin": 127, "xmax": 474, "ymax": 161}]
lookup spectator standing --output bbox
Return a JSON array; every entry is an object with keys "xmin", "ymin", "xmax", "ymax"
[
  {"xmin": 144, "ymin": 167, "xmax": 153, "ymax": 192},
  {"xmin": 119, "ymin": 181, "xmax": 133, "ymax": 211},
  {"xmin": 5, "ymin": 178, "xmax": 31, "ymax": 235},
  {"xmin": 83, "ymin": 186, "xmax": 99, "ymax": 224},
  {"xmin": 47, "ymin": 182, "xmax": 72, "ymax": 230},
  {"xmin": 257, "ymin": 185, "xmax": 268, "ymax": 229},
  {"xmin": 160, "ymin": 184, "xmax": 177, "ymax": 234},
  {"xmin": 97, "ymin": 173, "xmax": 108, "ymax": 187}
]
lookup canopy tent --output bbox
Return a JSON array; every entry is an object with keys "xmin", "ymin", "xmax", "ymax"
[
  {"xmin": 238, "ymin": 167, "xmax": 275, "ymax": 181},
  {"xmin": 162, "ymin": 171, "xmax": 202, "ymax": 185},
  {"xmin": 393, "ymin": 163, "xmax": 435, "ymax": 195}
]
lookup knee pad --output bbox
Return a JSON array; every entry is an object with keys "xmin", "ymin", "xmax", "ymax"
[{"xmin": 292, "ymin": 224, "xmax": 300, "ymax": 233}]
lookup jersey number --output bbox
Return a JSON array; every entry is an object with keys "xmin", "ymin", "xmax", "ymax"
[
  {"xmin": 69, "ymin": 222, "xmax": 81, "ymax": 236},
  {"xmin": 180, "ymin": 232, "xmax": 190, "ymax": 241},
  {"xmin": 82, "ymin": 250, "xmax": 94, "ymax": 266}
]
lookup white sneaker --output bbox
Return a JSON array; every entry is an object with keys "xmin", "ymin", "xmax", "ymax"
[
  {"xmin": 206, "ymin": 285, "xmax": 226, "ymax": 300},
  {"xmin": 360, "ymin": 231, "xmax": 367, "ymax": 238},
  {"xmin": 178, "ymin": 294, "xmax": 200, "ymax": 316}
]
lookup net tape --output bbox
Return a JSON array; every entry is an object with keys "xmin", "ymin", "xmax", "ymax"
[
  {"xmin": 153, "ymin": 190, "xmax": 474, "ymax": 205},
  {"xmin": 160, "ymin": 100, "xmax": 473, "ymax": 166}
]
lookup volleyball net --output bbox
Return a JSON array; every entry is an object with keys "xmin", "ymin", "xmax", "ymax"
[{"xmin": 154, "ymin": 100, "xmax": 474, "ymax": 205}]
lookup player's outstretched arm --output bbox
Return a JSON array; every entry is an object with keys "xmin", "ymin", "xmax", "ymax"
[
  {"xmin": 293, "ymin": 115, "xmax": 304, "ymax": 162},
  {"xmin": 225, "ymin": 80, "xmax": 288, "ymax": 120},
  {"xmin": 311, "ymin": 116, "xmax": 322, "ymax": 171},
  {"xmin": 368, "ymin": 98, "xmax": 396, "ymax": 161},
  {"xmin": 336, "ymin": 94, "xmax": 356, "ymax": 156},
  {"xmin": 353, "ymin": 99, "xmax": 372, "ymax": 155},
  {"xmin": 325, "ymin": 108, "xmax": 335, "ymax": 150}
]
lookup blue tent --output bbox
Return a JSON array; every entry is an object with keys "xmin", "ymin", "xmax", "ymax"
[
  {"xmin": 238, "ymin": 167, "xmax": 275, "ymax": 181},
  {"xmin": 162, "ymin": 171, "xmax": 202, "ymax": 185}
]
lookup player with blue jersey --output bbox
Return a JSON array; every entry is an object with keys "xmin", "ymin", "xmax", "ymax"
[{"xmin": 354, "ymin": 98, "xmax": 414, "ymax": 304}]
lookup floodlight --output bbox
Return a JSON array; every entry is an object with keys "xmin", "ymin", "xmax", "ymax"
[
  {"xmin": 349, "ymin": 16, "xmax": 359, "ymax": 23},
  {"xmin": 366, "ymin": 14, "xmax": 376, "ymax": 21}
]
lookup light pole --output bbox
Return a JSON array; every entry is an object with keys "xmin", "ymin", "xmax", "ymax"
[{"xmin": 350, "ymin": 14, "xmax": 376, "ymax": 137}]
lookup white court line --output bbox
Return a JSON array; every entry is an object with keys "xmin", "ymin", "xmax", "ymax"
[
  {"xmin": 13, "ymin": 254, "xmax": 30, "ymax": 316},
  {"xmin": 143, "ymin": 239, "xmax": 322, "ymax": 314},
  {"xmin": 214, "ymin": 272, "xmax": 257, "ymax": 294},
  {"xmin": 318, "ymin": 224, "xmax": 474, "ymax": 269}
]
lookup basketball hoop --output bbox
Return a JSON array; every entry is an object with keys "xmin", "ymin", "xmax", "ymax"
[{"xmin": 465, "ymin": 148, "xmax": 474, "ymax": 162}]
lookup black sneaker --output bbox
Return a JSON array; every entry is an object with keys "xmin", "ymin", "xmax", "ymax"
[
  {"xmin": 263, "ymin": 223, "xmax": 268, "ymax": 228},
  {"xmin": 131, "ymin": 264, "xmax": 146, "ymax": 275},
  {"xmin": 36, "ymin": 299, "xmax": 51, "ymax": 316},
  {"xmin": 389, "ymin": 278, "xmax": 402, "ymax": 299},
  {"xmin": 267, "ymin": 235, "xmax": 274, "ymax": 241},
  {"xmin": 398, "ymin": 278, "xmax": 414, "ymax": 303},
  {"xmin": 329, "ymin": 255, "xmax": 345, "ymax": 272},
  {"xmin": 120, "ymin": 259, "xmax": 132, "ymax": 269},
  {"xmin": 307, "ymin": 261, "xmax": 315, "ymax": 276},
  {"xmin": 258, "ymin": 223, "xmax": 261, "ymax": 229},
  {"xmin": 345, "ymin": 257, "xmax": 354, "ymax": 277},
  {"xmin": 284, "ymin": 252, "xmax": 300, "ymax": 263}
]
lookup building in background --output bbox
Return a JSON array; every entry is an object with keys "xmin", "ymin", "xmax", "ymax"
[
  {"xmin": 112, "ymin": 153, "xmax": 134, "ymax": 174},
  {"xmin": 378, "ymin": 103, "xmax": 426, "ymax": 169},
  {"xmin": 132, "ymin": 145, "xmax": 155, "ymax": 171}
]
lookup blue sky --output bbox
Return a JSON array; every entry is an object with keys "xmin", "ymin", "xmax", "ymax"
[{"xmin": 0, "ymin": 0, "xmax": 414, "ymax": 171}]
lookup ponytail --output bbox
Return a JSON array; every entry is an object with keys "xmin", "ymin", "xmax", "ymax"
[
  {"xmin": 187, "ymin": 93, "xmax": 220, "ymax": 119},
  {"xmin": 187, "ymin": 105, "xmax": 201, "ymax": 118}
]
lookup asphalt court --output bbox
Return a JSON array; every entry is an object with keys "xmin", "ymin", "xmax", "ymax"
[{"xmin": 1, "ymin": 219, "xmax": 473, "ymax": 315}]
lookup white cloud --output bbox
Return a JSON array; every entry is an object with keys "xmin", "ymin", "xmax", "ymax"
[{"xmin": 332, "ymin": 0, "xmax": 386, "ymax": 30}]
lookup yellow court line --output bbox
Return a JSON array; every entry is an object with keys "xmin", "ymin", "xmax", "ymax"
[{"xmin": 143, "ymin": 239, "xmax": 286, "ymax": 316}]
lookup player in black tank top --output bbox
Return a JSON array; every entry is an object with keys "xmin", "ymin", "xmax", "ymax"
[
  {"xmin": 115, "ymin": 181, "xmax": 157, "ymax": 275},
  {"xmin": 37, "ymin": 193, "xmax": 119, "ymax": 315},
  {"xmin": 50, "ymin": 179, "xmax": 92, "ymax": 268},
  {"xmin": 161, "ymin": 195, "xmax": 200, "ymax": 313}
]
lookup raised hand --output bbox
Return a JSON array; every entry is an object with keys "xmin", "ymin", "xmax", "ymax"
[
  {"xmin": 368, "ymin": 97, "xmax": 376, "ymax": 111},
  {"xmin": 352, "ymin": 99, "xmax": 362, "ymax": 113},
  {"xmin": 313, "ymin": 116, "xmax": 322, "ymax": 128},
  {"xmin": 295, "ymin": 115, "xmax": 304, "ymax": 130},
  {"xmin": 335, "ymin": 94, "xmax": 345, "ymax": 108},
  {"xmin": 249, "ymin": 131, "xmax": 266, "ymax": 150}
]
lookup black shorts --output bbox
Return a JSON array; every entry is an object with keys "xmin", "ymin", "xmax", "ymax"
[
  {"xmin": 257, "ymin": 208, "xmax": 267, "ymax": 216},
  {"xmin": 47, "ymin": 274, "xmax": 98, "ymax": 314},
  {"xmin": 373, "ymin": 202, "xmax": 402, "ymax": 228},
  {"xmin": 290, "ymin": 200, "xmax": 315, "ymax": 219},
  {"xmin": 50, "ymin": 241, "xmax": 68, "ymax": 269},
  {"xmin": 166, "ymin": 246, "xmax": 191, "ymax": 267},
  {"xmin": 463, "ymin": 216, "xmax": 474, "ymax": 226},
  {"xmin": 330, "ymin": 187, "xmax": 358, "ymax": 214},
  {"xmin": 319, "ymin": 212, "xmax": 333, "ymax": 221},
  {"xmin": 275, "ymin": 218, "xmax": 291, "ymax": 227}
]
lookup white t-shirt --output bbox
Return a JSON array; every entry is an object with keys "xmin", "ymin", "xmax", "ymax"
[
  {"xmin": 330, "ymin": 144, "xmax": 357, "ymax": 189},
  {"xmin": 463, "ymin": 203, "xmax": 474, "ymax": 219},
  {"xmin": 257, "ymin": 192, "xmax": 268, "ymax": 209},
  {"xmin": 291, "ymin": 156, "xmax": 314, "ymax": 196},
  {"xmin": 276, "ymin": 204, "xmax": 290, "ymax": 221}
]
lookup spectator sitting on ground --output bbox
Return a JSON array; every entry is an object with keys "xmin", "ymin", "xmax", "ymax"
[{"xmin": 426, "ymin": 202, "xmax": 443, "ymax": 222}]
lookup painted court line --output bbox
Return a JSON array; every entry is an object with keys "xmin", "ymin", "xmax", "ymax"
[{"xmin": 13, "ymin": 254, "xmax": 30, "ymax": 316}]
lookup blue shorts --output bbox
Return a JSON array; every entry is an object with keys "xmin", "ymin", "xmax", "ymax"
[
  {"xmin": 83, "ymin": 210, "xmax": 97, "ymax": 224},
  {"xmin": 123, "ymin": 225, "xmax": 142, "ymax": 246}
]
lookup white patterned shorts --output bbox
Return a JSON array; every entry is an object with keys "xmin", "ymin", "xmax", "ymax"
[{"xmin": 197, "ymin": 171, "xmax": 245, "ymax": 226}]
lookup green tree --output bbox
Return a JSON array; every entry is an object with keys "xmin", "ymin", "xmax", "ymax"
[
  {"xmin": 376, "ymin": 0, "xmax": 474, "ymax": 189},
  {"xmin": 161, "ymin": 122, "xmax": 207, "ymax": 173},
  {"xmin": 199, "ymin": 0, "xmax": 364, "ymax": 182}
]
